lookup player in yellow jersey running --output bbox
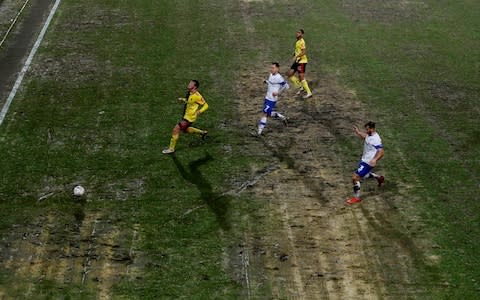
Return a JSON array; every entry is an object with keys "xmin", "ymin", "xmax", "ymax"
[
  {"xmin": 287, "ymin": 29, "xmax": 312, "ymax": 99},
  {"xmin": 162, "ymin": 80, "xmax": 209, "ymax": 154}
]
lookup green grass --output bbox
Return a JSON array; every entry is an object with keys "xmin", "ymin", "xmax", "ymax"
[
  {"xmin": 297, "ymin": 0, "xmax": 480, "ymax": 297},
  {"xmin": 0, "ymin": 0, "xmax": 479, "ymax": 298},
  {"xmin": 0, "ymin": 0, "xmax": 251, "ymax": 298}
]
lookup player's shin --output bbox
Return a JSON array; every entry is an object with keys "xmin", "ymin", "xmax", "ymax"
[
  {"xmin": 169, "ymin": 133, "xmax": 179, "ymax": 150},
  {"xmin": 301, "ymin": 79, "xmax": 312, "ymax": 94},
  {"xmin": 289, "ymin": 75, "xmax": 301, "ymax": 89},
  {"xmin": 353, "ymin": 181, "xmax": 361, "ymax": 198},
  {"xmin": 258, "ymin": 116, "xmax": 267, "ymax": 134}
]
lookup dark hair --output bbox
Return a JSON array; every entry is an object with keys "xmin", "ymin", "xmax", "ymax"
[
  {"xmin": 299, "ymin": 29, "xmax": 305, "ymax": 34},
  {"xmin": 365, "ymin": 121, "xmax": 376, "ymax": 129},
  {"xmin": 272, "ymin": 62, "xmax": 280, "ymax": 68},
  {"xmin": 191, "ymin": 80, "xmax": 200, "ymax": 88}
]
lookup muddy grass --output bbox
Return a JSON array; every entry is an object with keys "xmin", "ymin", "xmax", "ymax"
[
  {"xmin": 0, "ymin": 0, "xmax": 462, "ymax": 298},
  {"xmin": 214, "ymin": 1, "xmax": 443, "ymax": 297},
  {"xmin": 0, "ymin": 2, "xmax": 145, "ymax": 298},
  {"xmin": 229, "ymin": 64, "xmax": 440, "ymax": 297},
  {"xmin": 0, "ymin": 209, "xmax": 142, "ymax": 299}
]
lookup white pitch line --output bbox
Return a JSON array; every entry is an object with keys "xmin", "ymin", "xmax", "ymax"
[
  {"xmin": 0, "ymin": 0, "xmax": 31, "ymax": 49},
  {"xmin": 0, "ymin": 0, "xmax": 62, "ymax": 126}
]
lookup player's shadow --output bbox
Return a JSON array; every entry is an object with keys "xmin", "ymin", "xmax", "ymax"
[{"xmin": 171, "ymin": 153, "xmax": 231, "ymax": 231}]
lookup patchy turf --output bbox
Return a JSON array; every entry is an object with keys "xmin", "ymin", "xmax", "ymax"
[
  {"xmin": 0, "ymin": 0, "xmax": 248, "ymax": 298},
  {"xmin": 0, "ymin": 0, "xmax": 479, "ymax": 299}
]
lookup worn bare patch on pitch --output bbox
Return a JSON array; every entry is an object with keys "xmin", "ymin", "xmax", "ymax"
[
  {"xmin": 0, "ymin": 211, "xmax": 141, "ymax": 299},
  {"xmin": 28, "ymin": 6, "xmax": 138, "ymax": 84},
  {"xmin": 232, "ymin": 65, "xmax": 435, "ymax": 298}
]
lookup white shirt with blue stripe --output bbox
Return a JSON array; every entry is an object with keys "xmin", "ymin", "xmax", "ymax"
[
  {"xmin": 361, "ymin": 132, "xmax": 383, "ymax": 163},
  {"xmin": 265, "ymin": 73, "xmax": 289, "ymax": 102}
]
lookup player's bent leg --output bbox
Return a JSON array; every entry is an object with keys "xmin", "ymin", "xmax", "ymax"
[
  {"xmin": 258, "ymin": 100, "xmax": 276, "ymax": 135},
  {"xmin": 163, "ymin": 133, "xmax": 179, "ymax": 154},
  {"xmin": 371, "ymin": 173, "xmax": 385, "ymax": 186},
  {"xmin": 271, "ymin": 111, "xmax": 285, "ymax": 119},
  {"xmin": 187, "ymin": 127, "xmax": 205, "ymax": 135},
  {"xmin": 298, "ymin": 73, "xmax": 312, "ymax": 98},
  {"xmin": 377, "ymin": 175, "xmax": 385, "ymax": 186},
  {"xmin": 172, "ymin": 124, "xmax": 181, "ymax": 134},
  {"xmin": 271, "ymin": 111, "xmax": 288, "ymax": 126},
  {"xmin": 298, "ymin": 71, "xmax": 305, "ymax": 81},
  {"xmin": 163, "ymin": 124, "xmax": 181, "ymax": 154},
  {"xmin": 169, "ymin": 133, "xmax": 179, "ymax": 147},
  {"xmin": 187, "ymin": 127, "xmax": 208, "ymax": 140},
  {"xmin": 352, "ymin": 173, "xmax": 361, "ymax": 182},
  {"xmin": 301, "ymin": 79, "xmax": 312, "ymax": 98},
  {"xmin": 287, "ymin": 68, "xmax": 295, "ymax": 77},
  {"xmin": 289, "ymin": 75, "xmax": 302, "ymax": 89},
  {"xmin": 257, "ymin": 115, "xmax": 268, "ymax": 135},
  {"xmin": 366, "ymin": 172, "xmax": 385, "ymax": 187},
  {"xmin": 347, "ymin": 173, "xmax": 362, "ymax": 204},
  {"xmin": 297, "ymin": 65, "xmax": 312, "ymax": 98},
  {"xmin": 288, "ymin": 66, "xmax": 301, "ymax": 89}
]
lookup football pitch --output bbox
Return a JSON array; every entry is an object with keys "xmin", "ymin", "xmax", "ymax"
[{"xmin": 0, "ymin": 0, "xmax": 479, "ymax": 299}]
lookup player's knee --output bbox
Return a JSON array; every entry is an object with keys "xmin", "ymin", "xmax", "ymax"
[{"xmin": 352, "ymin": 173, "xmax": 360, "ymax": 181}]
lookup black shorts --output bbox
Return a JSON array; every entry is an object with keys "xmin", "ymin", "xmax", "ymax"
[
  {"xmin": 178, "ymin": 119, "xmax": 192, "ymax": 132},
  {"xmin": 290, "ymin": 62, "xmax": 307, "ymax": 74}
]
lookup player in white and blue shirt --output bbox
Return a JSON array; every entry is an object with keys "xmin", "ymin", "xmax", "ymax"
[
  {"xmin": 347, "ymin": 121, "xmax": 385, "ymax": 204},
  {"xmin": 257, "ymin": 62, "xmax": 290, "ymax": 135}
]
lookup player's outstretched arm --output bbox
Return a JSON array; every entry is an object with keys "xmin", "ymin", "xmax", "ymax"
[{"xmin": 353, "ymin": 125, "xmax": 367, "ymax": 139}]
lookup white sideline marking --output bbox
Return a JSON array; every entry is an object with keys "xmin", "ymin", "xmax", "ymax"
[
  {"xmin": 0, "ymin": 0, "xmax": 31, "ymax": 49},
  {"xmin": 0, "ymin": 0, "xmax": 62, "ymax": 126}
]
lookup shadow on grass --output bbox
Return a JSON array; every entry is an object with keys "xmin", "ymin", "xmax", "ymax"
[{"xmin": 171, "ymin": 153, "xmax": 231, "ymax": 231}]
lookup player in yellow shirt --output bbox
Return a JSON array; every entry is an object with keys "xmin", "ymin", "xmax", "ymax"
[
  {"xmin": 287, "ymin": 29, "xmax": 312, "ymax": 99},
  {"xmin": 162, "ymin": 80, "xmax": 209, "ymax": 154}
]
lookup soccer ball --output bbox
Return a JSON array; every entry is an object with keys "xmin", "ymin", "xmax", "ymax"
[{"xmin": 73, "ymin": 185, "xmax": 85, "ymax": 196}]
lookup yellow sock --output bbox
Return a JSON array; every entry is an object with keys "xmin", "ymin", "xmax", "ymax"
[
  {"xmin": 169, "ymin": 133, "xmax": 179, "ymax": 150},
  {"xmin": 301, "ymin": 79, "xmax": 312, "ymax": 94},
  {"xmin": 187, "ymin": 127, "xmax": 204, "ymax": 135},
  {"xmin": 289, "ymin": 75, "xmax": 301, "ymax": 89}
]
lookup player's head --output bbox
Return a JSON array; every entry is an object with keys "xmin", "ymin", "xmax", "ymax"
[
  {"xmin": 364, "ymin": 121, "xmax": 376, "ymax": 135},
  {"xmin": 296, "ymin": 29, "xmax": 304, "ymax": 39},
  {"xmin": 271, "ymin": 62, "xmax": 280, "ymax": 74},
  {"xmin": 188, "ymin": 80, "xmax": 200, "ymax": 91}
]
